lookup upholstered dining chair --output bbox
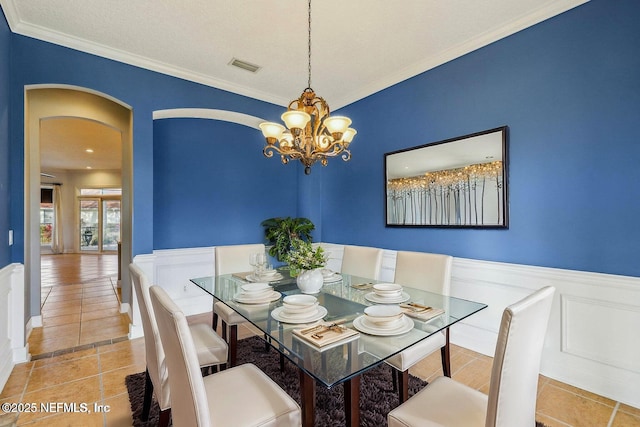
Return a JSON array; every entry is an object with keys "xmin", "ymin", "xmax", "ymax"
[
  {"xmin": 388, "ymin": 286, "xmax": 555, "ymax": 427},
  {"xmin": 130, "ymin": 263, "xmax": 228, "ymax": 427},
  {"xmin": 150, "ymin": 284, "xmax": 301, "ymax": 427},
  {"xmin": 340, "ymin": 245, "xmax": 384, "ymax": 280},
  {"xmin": 386, "ymin": 251, "xmax": 453, "ymax": 402},
  {"xmin": 212, "ymin": 243, "xmax": 265, "ymax": 366}
]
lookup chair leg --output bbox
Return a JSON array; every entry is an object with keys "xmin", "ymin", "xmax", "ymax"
[
  {"xmin": 264, "ymin": 333, "xmax": 270, "ymax": 352},
  {"xmin": 398, "ymin": 369, "xmax": 409, "ymax": 403},
  {"xmin": 221, "ymin": 320, "xmax": 228, "ymax": 341},
  {"xmin": 392, "ymin": 367, "xmax": 398, "ymax": 392},
  {"xmin": 441, "ymin": 328, "xmax": 451, "ymax": 377},
  {"xmin": 158, "ymin": 408, "xmax": 171, "ymax": 427},
  {"xmin": 141, "ymin": 368, "xmax": 153, "ymax": 421},
  {"xmin": 229, "ymin": 324, "xmax": 238, "ymax": 367}
]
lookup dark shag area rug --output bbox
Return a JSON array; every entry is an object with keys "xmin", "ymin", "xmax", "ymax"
[{"xmin": 126, "ymin": 336, "xmax": 549, "ymax": 426}]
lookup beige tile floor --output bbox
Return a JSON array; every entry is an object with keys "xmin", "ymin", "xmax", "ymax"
[
  {"xmin": 32, "ymin": 254, "xmax": 129, "ymax": 356},
  {"xmin": 1, "ymin": 254, "xmax": 637, "ymax": 426}
]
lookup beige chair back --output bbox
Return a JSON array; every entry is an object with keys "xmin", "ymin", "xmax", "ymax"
[
  {"xmin": 130, "ymin": 263, "xmax": 170, "ymax": 410},
  {"xmin": 341, "ymin": 245, "xmax": 383, "ymax": 280},
  {"xmin": 214, "ymin": 243, "xmax": 266, "ymax": 275},
  {"xmin": 150, "ymin": 285, "xmax": 212, "ymax": 427},
  {"xmin": 486, "ymin": 286, "xmax": 555, "ymax": 426},
  {"xmin": 393, "ymin": 251, "xmax": 452, "ymax": 295}
]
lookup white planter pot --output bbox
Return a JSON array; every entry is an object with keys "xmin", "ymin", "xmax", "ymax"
[{"xmin": 296, "ymin": 269, "xmax": 324, "ymax": 294}]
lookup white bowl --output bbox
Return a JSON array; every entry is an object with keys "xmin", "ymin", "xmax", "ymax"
[
  {"xmin": 282, "ymin": 301, "xmax": 319, "ymax": 314},
  {"xmin": 259, "ymin": 269, "xmax": 278, "ymax": 277},
  {"xmin": 321, "ymin": 268, "xmax": 335, "ymax": 278},
  {"xmin": 364, "ymin": 305, "xmax": 403, "ymax": 326},
  {"xmin": 373, "ymin": 283, "xmax": 403, "ymax": 297},
  {"xmin": 241, "ymin": 283, "xmax": 272, "ymax": 293},
  {"xmin": 282, "ymin": 306, "xmax": 319, "ymax": 318},
  {"xmin": 282, "ymin": 294, "xmax": 317, "ymax": 306}
]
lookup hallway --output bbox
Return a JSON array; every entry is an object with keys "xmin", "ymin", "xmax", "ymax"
[{"xmin": 30, "ymin": 254, "xmax": 129, "ymax": 357}]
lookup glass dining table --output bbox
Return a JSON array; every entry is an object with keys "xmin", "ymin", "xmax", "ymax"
[{"xmin": 190, "ymin": 270, "xmax": 487, "ymax": 427}]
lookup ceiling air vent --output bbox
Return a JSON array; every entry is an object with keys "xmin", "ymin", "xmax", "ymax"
[{"xmin": 229, "ymin": 58, "xmax": 261, "ymax": 73}]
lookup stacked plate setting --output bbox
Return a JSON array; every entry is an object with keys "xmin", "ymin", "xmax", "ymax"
[
  {"xmin": 364, "ymin": 283, "xmax": 410, "ymax": 304},
  {"xmin": 321, "ymin": 268, "xmax": 342, "ymax": 283},
  {"xmin": 234, "ymin": 283, "xmax": 280, "ymax": 304},
  {"xmin": 353, "ymin": 305, "xmax": 415, "ymax": 336},
  {"xmin": 363, "ymin": 305, "xmax": 404, "ymax": 329},
  {"xmin": 271, "ymin": 294, "xmax": 328, "ymax": 323},
  {"xmin": 248, "ymin": 268, "xmax": 283, "ymax": 282}
]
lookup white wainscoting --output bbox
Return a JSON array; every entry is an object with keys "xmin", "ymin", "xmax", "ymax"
[
  {"xmin": 133, "ymin": 243, "xmax": 640, "ymax": 408},
  {"xmin": 0, "ymin": 263, "xmax": 28, "ymax": 394}
]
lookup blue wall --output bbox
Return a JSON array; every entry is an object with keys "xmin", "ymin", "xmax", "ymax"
[
  {"xmin": 7, "ymin": 32, "xmax": 286, "ymax": 262},
  {"xmin": 320, "ymin": 0, "xmax": 640, "ymax": 277},
  {"xmin": 153, "ymin": 118, "xmax": 298, "ymax": 248},
  {"xmin": 0, "ymin": 9, "xmax": 10, "ymax": 268}
]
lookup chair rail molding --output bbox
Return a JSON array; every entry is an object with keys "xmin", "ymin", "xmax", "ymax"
[{"xmin": 141, "ymin": 243, "xmax": 640, "ymax": 408}]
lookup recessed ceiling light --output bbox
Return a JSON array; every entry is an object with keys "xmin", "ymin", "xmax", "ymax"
[
  {"xmin": 86, "ymin": 166, "xmax": 92, "ymax": 169},
  {"xmin": 85, "ymin": 149, "xmax": 94, "ymax": 153}
]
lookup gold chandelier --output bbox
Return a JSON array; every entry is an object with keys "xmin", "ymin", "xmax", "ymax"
[{"xmin": 259, "ymin": 0, "xmax": 356, "ymax": 175}]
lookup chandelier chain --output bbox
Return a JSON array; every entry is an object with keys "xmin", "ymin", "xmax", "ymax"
[{"xmin": 307, "ymin": 0, "xmax": 312, "ymax": 89}]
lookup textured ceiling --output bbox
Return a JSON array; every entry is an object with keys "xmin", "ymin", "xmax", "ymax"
[{"xmin": 2, "ymin": 0, "xmax": 588, "ymax": 171}]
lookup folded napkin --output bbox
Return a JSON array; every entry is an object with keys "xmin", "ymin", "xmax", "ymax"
[
  {"xmin": 351, "ymin": 282, "xmax": 374, "ymax": 290},
  {"xmin": 400, "ymin": 306, "xmax": 444, "ymax": 321},
  {"xmin": 292, "ymin": 323, "xmax": 359, "ymax": 349}
]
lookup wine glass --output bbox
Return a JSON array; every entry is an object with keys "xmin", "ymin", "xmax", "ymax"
[
  {"xmin": 255, "ymin": 252, "xmax": 267, "ymax": 276},
  {"xmin": 249, "ymin": 253, "xmax": 259, "ymax": 275}
]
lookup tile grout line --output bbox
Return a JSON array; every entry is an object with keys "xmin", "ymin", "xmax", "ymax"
[
  {"xmin": 607, "ymin": 402, "xmax": 620, "ymax": 427},
  {"xmin": 96, "ymin": 349, "xmax": 107, "ymax": 426}
]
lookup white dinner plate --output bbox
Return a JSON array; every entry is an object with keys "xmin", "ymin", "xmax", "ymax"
[
  {"xmin": 247, "ymin": 273, "xmax": 284, "ymax": 282},
  {"xmin": 364, "ymin": 291, "xmax": 411, "ymax": 304},
  {"xmin": 323, "ymin": 273, "xmax": 343, "ymax": 283},
  {"xmin": 234, "ymin": 291, "xmax": 281, "ymax": 304},
  {"xmin": 352, "ymin": 314, "xmax": 414, "ymax": 336},
  {"xmin": 271, "ymin": 306, "xmax": 328, "ymax": 324}
]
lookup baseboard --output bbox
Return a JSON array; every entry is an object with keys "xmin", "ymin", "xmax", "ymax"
[
  {"xmin": 128, "ymin": 323, "xmax": 144, "ymax": 340},
  {"xmin": 31, "ymin": 315, "xmax": 42, "ymax": 328},
  {"xmin": 0, "ymin": 345, "xmax": 12, "ymax": 395}
]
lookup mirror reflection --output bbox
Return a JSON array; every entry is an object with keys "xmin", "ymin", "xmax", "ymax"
[{"xmin": 385, "ymin": 126, "xmax": 508, "ymax": 228}]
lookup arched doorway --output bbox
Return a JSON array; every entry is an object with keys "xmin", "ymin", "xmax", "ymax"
[{"xmin": 25, "ymin": 85, "xmax": 133, "ymax": 342}]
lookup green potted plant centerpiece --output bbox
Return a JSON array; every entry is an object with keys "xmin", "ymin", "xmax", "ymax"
[
  {"xmin": 261, "ymin": 217, "xmax": 315, "ymax": 264},
  {"xmin": 285, "ymin": 238, "xmax": 327, "ymax": 294}
]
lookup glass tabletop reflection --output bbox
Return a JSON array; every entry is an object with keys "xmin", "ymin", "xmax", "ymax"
[{"xmin": 190, "ymin": 271, "xmax": 486, "ymax": 388}]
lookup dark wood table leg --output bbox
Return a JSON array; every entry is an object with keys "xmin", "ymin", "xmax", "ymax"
[
  {"xmin": 398, "ymin": 369, "xmax": 409, "ymax": 403},
  {"xmin": 299, "ymin": 370, "xmax": 316, "ymax": 427},
  {"xmin": 441, "ymin": 327, "xmax": 451, "ymax": 377},
  {"xmin": 343, "ymin": 376, "xmax": 361, "ymax": 427}
]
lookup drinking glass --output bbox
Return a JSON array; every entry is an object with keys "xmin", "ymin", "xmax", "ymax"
[
  {"xmin": 249, "ymin": 253, "xmax": 259, "ymax": 274},
  {"xmin": 255, "ymin": 252, "xmax": 267, "ymax": 275}
]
